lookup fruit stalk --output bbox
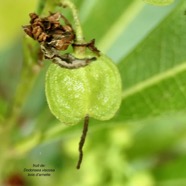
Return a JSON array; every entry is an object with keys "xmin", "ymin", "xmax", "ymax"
[
  {"xmin": 76, "ymin": 115, "xmax": 89, "ymax": 169},
  {"xmin": 61, "ymin": 0, "xmax": 84, "ymax": 43}
]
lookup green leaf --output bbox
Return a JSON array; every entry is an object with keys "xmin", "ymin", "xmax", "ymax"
[
  {"xmin": 81, "ymin": 0, "xmax": 136, "ymax": 44},
  {"xmin": 143, "ymin": 0, "xmax": 174, "ymax": 6},
  {"xmin": 126, "ymin": 115, "xmax": 186, "ymax": 159},
  {"xmin": 117, "ymin": 0, "xmax": 186, "ymax": 122}
]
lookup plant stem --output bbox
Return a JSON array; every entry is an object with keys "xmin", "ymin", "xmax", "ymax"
[
  {"xmin": 61, "ymin": 0, "xmax": 84, "ymax": 43},
  {"xmin": 6, "ymin": 40, "xmax": 41, "ymax": 130}
]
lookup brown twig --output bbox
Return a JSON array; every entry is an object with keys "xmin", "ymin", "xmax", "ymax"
[{"xmin": 76, "ymin": 115, "xmax": 89, "ymax": 169}]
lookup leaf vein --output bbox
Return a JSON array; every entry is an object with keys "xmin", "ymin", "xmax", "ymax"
[{"xmin": 122, "ymin": 62, "xmax": 186, "ymax": 99}]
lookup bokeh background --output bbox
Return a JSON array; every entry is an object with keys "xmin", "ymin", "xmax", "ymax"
[{"xmin": 1, "ymin": 0, "xmax": 186, "ymax": 185}]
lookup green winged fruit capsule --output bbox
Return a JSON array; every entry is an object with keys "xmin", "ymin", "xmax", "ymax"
[{"xmin": 45, "ymin": 54, "xmax": 122, "ymax": 125}]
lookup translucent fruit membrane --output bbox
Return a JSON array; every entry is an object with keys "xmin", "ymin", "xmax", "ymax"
[{"xmin": 45, "ymin": 54, "xmax": 122, "ymax": 125}]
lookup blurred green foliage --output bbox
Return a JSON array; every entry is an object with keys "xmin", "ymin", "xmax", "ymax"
[{"xmin": 0, "ymin": 0, "xmax": 186, "ymax": 186}]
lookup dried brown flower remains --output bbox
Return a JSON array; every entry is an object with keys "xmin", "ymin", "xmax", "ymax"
[{"xmin": 23, "ymin": 12, "xmax": 100, "ymax": 69}]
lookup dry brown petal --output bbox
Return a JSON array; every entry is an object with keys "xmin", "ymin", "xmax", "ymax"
[{"xmin": 23, "ymin": 12, "xmax": 75, "ymax": 50}]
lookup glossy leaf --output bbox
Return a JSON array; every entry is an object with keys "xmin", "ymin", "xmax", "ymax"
[{"xmin": 117, "ymin": 0, "xmax": 186, "ymax": 122}]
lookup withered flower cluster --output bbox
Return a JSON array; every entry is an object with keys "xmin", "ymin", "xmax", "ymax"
[
  {"xmin": 23, "ymin": 12, "xmax": 99, "ymax": 69},
  {"xmin": 23, "ymin": 12, "xmax": 75, "ymax": 50}
]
